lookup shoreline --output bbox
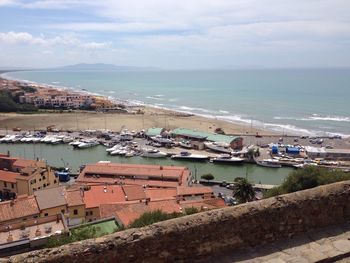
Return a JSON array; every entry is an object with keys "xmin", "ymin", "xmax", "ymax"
[
  {"xmin": 1, "ymin": 71, "xmax": 348, "ymax": 138},
  {"xmin": 0, "ymin": 72, "xmax": 275, "ymax": 136}
]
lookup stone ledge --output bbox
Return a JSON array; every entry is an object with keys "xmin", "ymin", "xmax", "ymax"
[{"xmin": 6, "ymin": 180, "xmax": 350, "ymax": 263}]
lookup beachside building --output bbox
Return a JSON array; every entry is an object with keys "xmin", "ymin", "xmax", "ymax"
[
  {"xmin": 34, "ymin": 186, "xmax": 67, "ymax": 218},
  {"xmin": 171, "ymin": 128, "xmax": 243, "ymax": 150},
  {"xmin": 76, "ymin": 163, "xmax": 192, "ymax": 188},
  {"xmin": 0, "ymin": 155, "xmax": 59, "ymax": 198}
]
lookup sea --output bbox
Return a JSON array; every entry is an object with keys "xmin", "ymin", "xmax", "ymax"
[{"xmin": 2, "ymin": 68, "xmax": 350, "ymax": 137}]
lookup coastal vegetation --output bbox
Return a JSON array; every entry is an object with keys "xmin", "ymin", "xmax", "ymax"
[
  {"xmin": 264, "ymin": 167, "xmax": 350, "ymax": 198},
  {"xmin": 201, "ymin": 173, "xmax": 215, "ymax": 182},
  {"xmin": 129, "ymin": 208, "xmax": 200, "ymax": 228},
  {"xmin": 232, "ymin": 177, "xmax": 255, "ymax": 203},
  {"xmin": 0, "ymin": 90, "xmax": 38, "ymax": 112}
]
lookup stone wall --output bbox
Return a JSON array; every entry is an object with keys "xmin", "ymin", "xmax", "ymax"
[{"xmin": 7, "ymin": 180, "xmax": 350, "ymax": 263}]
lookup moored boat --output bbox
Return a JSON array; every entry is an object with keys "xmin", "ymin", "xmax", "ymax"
[
  {"xmin": 171, "ymin": 151, "xmax": 209, "ymax": 161},
  {"xmin": 256, "ymin": 159, "xmax": 282, "ymax": 168},
  {"xmin": 141, "ymin": 149, "xmax": 167, "ymax": 158},
  {"xmin": 204, "ymin": 142, "xmax": 232, "ymax": 154},
  {"xmin": 212, "ymin": 154, "xmax": 244, "ymax": 164}
]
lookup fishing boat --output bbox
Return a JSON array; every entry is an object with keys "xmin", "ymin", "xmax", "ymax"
[
  {"xmin": 212, "ymin": 154, "xmax": 244, "ymax": 164},
  {"xmin": 141, "ymin": 149, "xmax": 167, "ymax": 158},
  {"xmin": 204, "ymin": 142, "xmax": 232, "ymax": 154},
  {"xmin": 256, "ymin": 159, "xmax": 282, "ymax": 168},
  {"xmin": 171, "ymin": 151, "xmax": 209, "ymax": 162}
]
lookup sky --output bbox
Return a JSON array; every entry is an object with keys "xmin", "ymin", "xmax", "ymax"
[{"xmin": 0, "ymin": 0, "xmax": 349, "ymax": 69}]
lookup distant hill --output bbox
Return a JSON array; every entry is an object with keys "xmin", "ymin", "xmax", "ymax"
[{"xmin": 54, "ymin": 63, "xmax": 158, "ymax": 71}]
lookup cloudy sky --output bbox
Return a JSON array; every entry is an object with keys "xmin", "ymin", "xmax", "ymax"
[{"xmin": 0, "ymin": 0, "xmax": 349, "ymax": 69}]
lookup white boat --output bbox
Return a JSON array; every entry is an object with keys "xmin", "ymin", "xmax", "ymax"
[
  {"xmin": 69, "ymin": 141, "xmax": 82, "ymax": 146},
  {"xmin": 171, "ymin": 151, "xmax": 209, "ymax": 161},
  {"xmin": 179, "ymin": 141, "xmax": 192, "ymax": 149},
  {"xmin": 125, "ymin": 151, "xmax": 135, "ymax": 157},
  {"xmin": 1, "ymin": 135, "xmax": 15, "ymax": 143},
  {"xmin": 11, "ymin": 135, "xmax": 23, "ymax": 143},
  {"xmin": 77, "ymin": 141, "xmax": 99, "ymax": 149},
  {"xmin": 106, "ymin": 145, "xmax": 121, "ymax": 153},
  {"xmin": 110, "ymin": 148, "xmax": 127, "ymax": 155},
  {"xmin": 212, "ymin": 154, "xmax": 244, "ymax": 164},
  {"xmin": 256, "ymin": 159, "xmax": 282, "ymax": 168},
  {"xmin": 141, "ymin": 149, "xmax": 167, "ymax": 158},
  {"xmin": 204, "ymin": 142, "xmax": 232, "ymax": 154},
  {"xmin": 51, "ymin": 138, "xmax": 63, "ymax": 144}
]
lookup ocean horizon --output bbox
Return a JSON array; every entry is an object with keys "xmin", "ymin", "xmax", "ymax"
[{"xmin": 2, "ymin": 68, "xmax": 350, "ymax": 137}]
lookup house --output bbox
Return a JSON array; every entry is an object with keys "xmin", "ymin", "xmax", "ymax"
[
  {"xmin": 0, "ymin": 195, "xmax": 40, "ymax": 225},
  {"xmin": 0, "ymin": 155, "xmax": 59, "ymax": 197},
  {"xmin": 34, "ymin": 186, "xmax": 67, "ymax": 217}
]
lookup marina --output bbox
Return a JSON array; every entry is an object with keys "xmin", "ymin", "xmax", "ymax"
[{"xmin": 0, "ymin": 143, "xmax": 292, "ymax": 185}]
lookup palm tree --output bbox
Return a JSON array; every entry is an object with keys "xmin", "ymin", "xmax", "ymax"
[{"xmin": 232, "ymin": 178, "xmax": 255, "ymax": 203}]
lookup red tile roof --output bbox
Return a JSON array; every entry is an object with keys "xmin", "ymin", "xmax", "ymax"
[
  {"xmin": 100, "ymin": 199, "xmax": 182, "ymax": 226},
  {"xmin": 177, "ymin": 186, "xmax": 213, "ymax": 196},
  {"xmin": 66, "ymin": 190, "xmax": 85, "ymax": 207},
  {"xmin": 122, "ymin": 185, "xmax": 146, "ymax": 201},
  {"xmin": 77, "ymin": 163, "xmax": 190, "ymax": 187},
  {"xmin": 0, "ymin": 170, "xmax": 18, "ymax": 183},
  {"xmin": 180, "ymin": 198, "xmax": 226, "ymax": 210},
  {"xmin": 83, "ymin": 185, "xmax": 126, "ymax": 209},
  {"xmin": 76, "ymin": 175, "xmax": 180, "ymax": 188},
  {"xmin": 145, "ymin": 188, "xmax": 177, "ymax": 201},
  {"xmin": 0, "ymin": 196, "xmax": 39, "ymax": 223},
  {"xmin": 12, "ymin": 159, "xmax": 40, "ymax": 169}
]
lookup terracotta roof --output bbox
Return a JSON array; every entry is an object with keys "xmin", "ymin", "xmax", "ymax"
[
  {"xmin": 145, "ymin": 188, "xmax": 177, "ymax": 201},
  {"xmin": 66, "ymin": 190, "xmax": 84, "ymax": 207},
  {"xmin": 122, "ymin": 185, "xmax": 146, "ymax": 201},
  {"xmin": 0, "ymin": 196, "xmax": 39, "ymax": 222},
  {"xmin": 76, "ymin": 175, "xmax": 180, "ymax": 188},
  {"xmin": 34, "ymin": 186, "xmax": 67, "ymax": 210},
  {"xmin": 83, "ymin": 185, "xmax": 126, "ymax": 209},
  {"xmin": 100, "ymin": 199, "xmax": 182, "ymax": 226},
  {"xmin": 180, "ymin": 198, "xmax": 226, "ymax": 210},
  {"xmin": 0, "ymin": 170, "xmax": 18, "ymax": 183},
  {"xmin": 12, "ymin": 159, "xmax": 39, "ymax": 169},
  {"xmin": 176, "ymin": 186, "xmax": 213, "ymax": 196},
  {"xmin": 80, "ymin": 163, "xmax": 188, "ymax": 180}
]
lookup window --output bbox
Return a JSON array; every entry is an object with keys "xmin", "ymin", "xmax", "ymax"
[
  {"xmin": 85, "ymin": 211, "xmax": 88, "ymax": 216},
  {"xmin": 4, "ymin": 182, "xmax": 7, "ymax": 188},
  {"xmin": 90, "ymin": 211, "xmax": 93, "ymax": 216},
  {"xmin": 54, "ymin": 180, "xmax": 57, "ymax": 184},
  {"xmin": 44, "ymin": 213, "xmax": 48, "ymax": 217},
  {"xmin": 33, "ymin": 188, "xmax": 37, "ymax": 191},
  {"xmin": 11, "ymin": 183, "xmax": 14, "ymax": 189},
  {"xmin": 61, "ymin": 209, "xmax": 65, "ymax": 214},
  {"xmin": 43, "ymin": 184, "xmax": 46, "ymax": 188},
  {"xmin": 74, "ymin": 209, "xmax": 78, "ymax": 215},
  {"xmin": 43, "ymin": 175, "xmax": 46, "ymax": 179}
]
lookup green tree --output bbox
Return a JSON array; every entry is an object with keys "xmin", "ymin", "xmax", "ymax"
[
  {"xmin": 129, "ymin": 210, "xmax": 182, "ymax": 228},
  {"xmin": 201, "ymin": 173, "xmax": 215, "ymax": 182},
  {"xmin": 46, "ymin": 225, "xmax": 98, "ymax": 248},
  {"xmin": 264, "ymin": 166, "xmax": 350, "ymax": 198},
  {"xmin": 232, "ymin": 178, "xmax": 255, "ymax": 203}
]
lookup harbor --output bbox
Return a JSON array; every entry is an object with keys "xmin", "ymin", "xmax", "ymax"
[{"xmin": 0, "ymin": 143, "xmax": 291, "ymax": 186}]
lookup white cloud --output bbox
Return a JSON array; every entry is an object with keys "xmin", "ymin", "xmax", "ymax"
[{"xmin": 0, "ymin": 31, "xmax": 110, "ymax": 49}]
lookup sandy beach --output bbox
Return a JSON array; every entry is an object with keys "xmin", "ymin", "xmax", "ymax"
[{"xmin": 0, "ymin": 107, "xmax": 270, "ymax": 136}]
